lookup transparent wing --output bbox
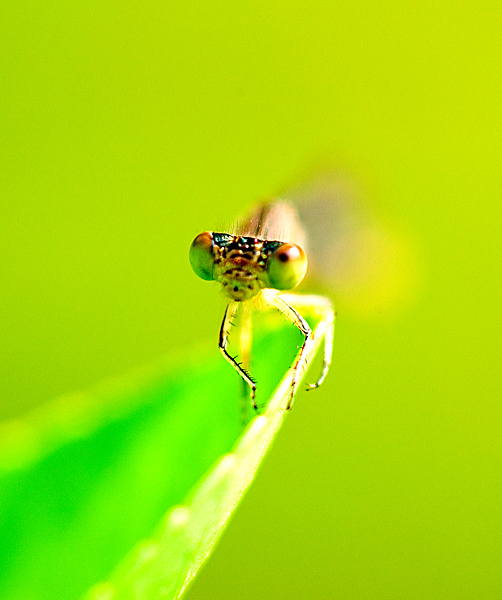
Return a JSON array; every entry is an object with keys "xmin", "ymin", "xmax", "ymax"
[{"xmin": 276, "ymin": 165, "xmax": 420, "ymax": 319}]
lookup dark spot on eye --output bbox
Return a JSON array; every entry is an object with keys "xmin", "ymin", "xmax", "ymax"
[
  {"xmin": 233, "ymin": 286, "xmax": 239, "ymax": 292},
  {"xmin": 279, "ymin": 252, "xmax": 289, "ymax": 262}
]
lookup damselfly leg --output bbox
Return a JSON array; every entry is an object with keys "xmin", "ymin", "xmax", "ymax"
[{"xmin": 219, "ymin": 302, "xmax": 258, "ymax": 410}]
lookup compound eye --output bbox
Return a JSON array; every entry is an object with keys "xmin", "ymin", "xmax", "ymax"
[
  {"xmin": 266, "ymin": 243, "xmax": 307, "ymax": 290},
  {"xmin": 189, "ymin": 232, "xmax": 214, "ymax": 281}
]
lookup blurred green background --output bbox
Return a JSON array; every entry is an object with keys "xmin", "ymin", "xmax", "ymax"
[{"xmin": 1, "ymin": 1, "xmax": 500, "ymax": 599}]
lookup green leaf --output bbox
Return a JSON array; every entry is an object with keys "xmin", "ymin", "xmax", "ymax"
[{"xmin": 0, "ymin": 310, "xmax": 330, "ymax": 600}]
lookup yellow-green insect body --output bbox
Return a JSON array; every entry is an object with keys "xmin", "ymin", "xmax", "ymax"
[{"xmin": 189, "ymin": 201, "xmax": 334, "ymax": 411}]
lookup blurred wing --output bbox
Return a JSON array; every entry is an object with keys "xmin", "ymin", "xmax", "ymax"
[{"xmin": 279, "ymin": 166, "xmax": 420, "ymax": 319}]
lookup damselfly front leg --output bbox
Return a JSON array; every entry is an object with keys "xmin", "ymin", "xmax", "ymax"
[
  {"xmin": 263, "ymin": 289, "xmax": 335, "ymax": 409},
  {"xmin": 278, "ymin": 292, "xmax": 335, "ymax": 392},
  {"xmin": 219, "ymin": 301, "xmax": 258, "ymax": 410}
]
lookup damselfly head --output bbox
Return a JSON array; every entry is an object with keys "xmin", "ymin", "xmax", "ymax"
[{"xmin": 189, "ymin": 230, "xmax": 308, "ymax": 301}]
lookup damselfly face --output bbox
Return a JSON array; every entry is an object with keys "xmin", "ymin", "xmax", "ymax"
[{"xmin": 189, "ymin": 231, "xmax": 307, "ymax": 301}]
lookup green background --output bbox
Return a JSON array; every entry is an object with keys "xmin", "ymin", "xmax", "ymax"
[{"xmin": 1, "ymin": 1, "xmax": 500, "ymax": 599}]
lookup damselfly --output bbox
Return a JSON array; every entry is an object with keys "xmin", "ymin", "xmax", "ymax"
[{"xmin": 189, "ymin": 200, "xmax": 335, "ymax": 411}]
